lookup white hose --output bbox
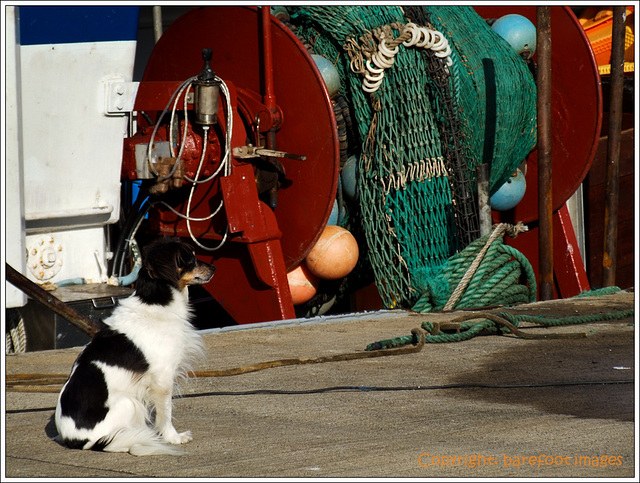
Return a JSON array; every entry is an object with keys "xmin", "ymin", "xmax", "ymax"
[{"xmin": 152, "ymin": 76, "xmax": 234, "ymax": 251}]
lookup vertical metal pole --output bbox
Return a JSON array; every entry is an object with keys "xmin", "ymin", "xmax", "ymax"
[
  {"xmin": 537, "ymin": 7, "xmax": 553, "ymax": 300},
  {"xmin": 261, "ymin": 6, "xmax": 279, "ymax": 208},
  {"xmin": 602, "ymin": 6, "xmax": 626, "ymax": 287},
  {"xmin": 152, "ymin": 6, "xmax": 163, "ymax": 43},
  {"xmin": 261, "ymin": 6, "xmax": 276, "ymax": 116},
  {"xmin": 476, "ymin": 164, "xmax": 492, "ymax": 237}
]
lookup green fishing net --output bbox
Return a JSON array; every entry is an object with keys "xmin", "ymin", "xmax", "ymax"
[{"xmin": 288, "ymin": 6, "xmax": 537, "ymax": 309}]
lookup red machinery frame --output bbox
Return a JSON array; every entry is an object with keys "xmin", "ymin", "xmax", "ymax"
[{"xmin": 122, "ymin": 6, "xmax": 340, "ymax": 324}]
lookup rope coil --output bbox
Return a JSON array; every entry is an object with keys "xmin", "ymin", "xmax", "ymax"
[{"xmin": 443, "ymin": 222, "xmax": 528, "ymax": 310}]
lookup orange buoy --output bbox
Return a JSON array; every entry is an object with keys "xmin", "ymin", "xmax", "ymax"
[
  {"xmin": 305, "ymin": 225, "xmax": 359, "ymax": 280},
  {"xmin": 287, "ymin": 264, "xmax": 320, "ymax": 305}
]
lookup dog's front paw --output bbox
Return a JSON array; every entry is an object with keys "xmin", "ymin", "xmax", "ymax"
[{"xmin": 163, "ymin": 429, "xmax": 193, "ymax": 445}]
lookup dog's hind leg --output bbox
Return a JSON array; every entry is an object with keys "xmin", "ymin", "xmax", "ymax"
[{"xmin": 92, "ymin": 397, "xmax": 181, "ymax": 455}]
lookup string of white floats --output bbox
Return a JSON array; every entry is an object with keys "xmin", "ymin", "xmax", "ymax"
[{"xmin": 362, "ymin": 22, "xmax": 453, "ymax": 93}]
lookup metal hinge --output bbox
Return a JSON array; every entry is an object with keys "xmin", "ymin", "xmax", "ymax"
[{"xmin": 104, "ymin": 78, "xmax": 139, "ymax": 116}]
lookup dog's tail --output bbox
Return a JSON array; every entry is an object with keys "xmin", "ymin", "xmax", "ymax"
[{"xmin": 93, "ymin": 427, "xmax": 184, "ymax": 456}]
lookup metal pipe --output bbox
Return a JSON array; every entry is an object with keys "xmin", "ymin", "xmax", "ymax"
[
  {"xmin": 261, "ymin": 6, "xmax": 279, "ymax": 208},
  {"xmin": 261, "ymin": 6, "xmax": 276, "ymax": 115},
  {"xmin": 152, "ymin": 6, "xmax": 163, "ymax": 43},
  {"xmin": 476, "ymin": 163, "xmax": 492, "ymax": 237},
  {"xmin": 602, "ymin": 6, "xmax": 626, "ymax": 287},
  {"xmin": 537, "ymin": 6, "xmax": 553, "ymax": 301}
]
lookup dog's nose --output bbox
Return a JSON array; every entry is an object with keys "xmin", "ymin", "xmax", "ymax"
[{"xmin": 193, "ymin": 264, "xmax": 215, "ymax": 284}]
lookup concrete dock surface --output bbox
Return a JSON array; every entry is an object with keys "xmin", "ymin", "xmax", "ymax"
[{"xmin": 4, "ymin": 290, "xmax": 637, "ymax": 479}]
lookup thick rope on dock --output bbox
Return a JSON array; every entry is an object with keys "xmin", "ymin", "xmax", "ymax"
[
  {"xmin": 366, "ymin": 288, "xmax": 633, "ymax": 350},
  {"xmin": 365, "ymin": 223, "xmax": 633, "ymax": 349}
]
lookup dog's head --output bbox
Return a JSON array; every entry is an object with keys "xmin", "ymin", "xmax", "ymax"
[{"xmin": 135, "ymin": 238, "xmax": 215, "ymax": 305}]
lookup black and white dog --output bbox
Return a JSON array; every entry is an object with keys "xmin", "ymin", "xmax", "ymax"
[{"xmin": 55, "ymin": 238, "xmax": 215, "ymax": 455}]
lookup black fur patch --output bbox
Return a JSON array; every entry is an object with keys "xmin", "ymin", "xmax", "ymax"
[
  {"xmin": 134, "ymin": 268, "xmax": 175, "ymax": 306},
  {"xmin": 79, "ymin": 329, "xmax": 149, "ymax": 373},
  {"xmin": 59, "ymin": 329, "xmax": 149, "ymax": 429},
  {"xmin": 59, "ymin": 362, "xmax": 109, "ymax": 430},
  {"xmin": 91, "ymin": 434, "xmax": 115, "ymax": 451},
  {"xmin": 60, "ymin": 437, "xmax": 90, "ymax": 450}
]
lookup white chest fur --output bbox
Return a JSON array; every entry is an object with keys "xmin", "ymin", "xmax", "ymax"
[{"xmin": 103, "ymin": 289, "xmax": 204, "ymax": 380}]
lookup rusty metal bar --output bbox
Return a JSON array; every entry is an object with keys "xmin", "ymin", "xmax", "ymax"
[
  {"xmin": 602, "ymin": 6, "xmax": 626, "ymax": 287},
  {"xmin": 537, "ymin": 7, "xmax": 553, "ymax": 300},
  {"xmin": 5, "ymin": 263, "xmax": 100, "ymax": 336}
]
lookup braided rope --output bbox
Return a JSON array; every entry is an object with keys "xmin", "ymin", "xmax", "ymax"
[
  {"xmin": 497, "ymin": 307, "xmax": 635, "ymax": 328},
  {"xmin": 5, "ymin": 313, "xmax": 27, "ymax": 354},
  {"xmin": 367, "ymin": 288, "xmax": 632, "ymax": 350},
  {"xmin": 443, "ymin": 223, "xmax": 528, "ymax": 310}
]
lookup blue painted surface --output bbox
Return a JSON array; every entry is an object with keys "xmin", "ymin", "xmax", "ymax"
[{"xmin": 19, "ymin": 6, "xmax": 139, "ymax": 45}]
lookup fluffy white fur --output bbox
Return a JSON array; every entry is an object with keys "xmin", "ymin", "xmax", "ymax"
[{"xmin": 55, "ymin": 287, "xmax": 205, "ymax": 456}]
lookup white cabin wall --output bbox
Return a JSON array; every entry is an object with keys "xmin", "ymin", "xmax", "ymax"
[
  {"xmin": 4, "ymin": 6, "xmax": 27, "ymax": 308},
  {"xmin": 6, "ymin": 7, "xmax": 139, "ymax": 297}
]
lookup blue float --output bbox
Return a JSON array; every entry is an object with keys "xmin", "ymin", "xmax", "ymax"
[
  {"xmin": 341, "ymin": 155, "xmax": 359, "ymax": 201},
  {"xmin": 490, "ymin": 168, "xmax": 526, "ymax": 211},
  {"xmin": 311, "ymin": 54, "xmax": 341, "ymax": 98},
  {"xmin": 491, "ymin": 14, "xmax": 537, "ymax": 57}
]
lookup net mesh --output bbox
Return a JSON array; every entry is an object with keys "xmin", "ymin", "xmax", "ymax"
[{"xmin": 288, "ymin": 6, "xmax": 537, "ymax": 309}]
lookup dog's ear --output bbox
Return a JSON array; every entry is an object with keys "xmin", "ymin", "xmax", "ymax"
[
  {"xmin": 174, "ymin": 243, "xmax": 197, "ymax": 273},
  {"xmin": 141, "ymin": 238, "xmax": 187, "ymax": 285},
  {"xmin": 143, "ymin": 260, "xmax": 178, "ymax": 285}
]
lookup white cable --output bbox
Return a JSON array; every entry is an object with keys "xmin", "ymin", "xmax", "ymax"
[
  {"xmin": 147, "ymin": 76, "xmax": 234, "ymax": 251},
  {"xmin": 184, "ymin": 125, "xmax": 229, "ymax": 251},
  {"xmin": 153, "ymin": 131, "xmax": 224, "ymax": 223},
  {"xmin": 147, "ymin": 76, "xmax": 197, "ymax": 179},
  {"xmin": 122, "ymin": 83, "xmax": 236, "ymax": 271},
  {"xmin": 168, "ymin": 80, "xmax": 194, "ymax": 174},
  {"xmin": 219, "ymin": 77, "xmax": 233, "ymax": 178},
  {"xmin": 184, "ymin": 76, "xmax": 233, "ymax": 183},
  {"xmin": 182, "ymin": 78, "xmax": 234, "ymax": 251}
]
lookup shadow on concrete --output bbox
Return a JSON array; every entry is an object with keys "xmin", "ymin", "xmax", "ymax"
[{"xmin": 450, "ymin": 330, "xmax": 634, "ymax": 422}]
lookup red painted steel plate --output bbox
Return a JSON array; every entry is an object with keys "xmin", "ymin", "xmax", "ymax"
[
  {"xmin": 475, "ymin": 6, "xmax": 602, "ymax": 223},
  {"xmin": 140, "ymin": 6, "xmax": 339, "ymax": 268}
]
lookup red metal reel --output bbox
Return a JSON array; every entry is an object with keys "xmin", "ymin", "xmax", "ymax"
[
  {"xmin": 139, "ymin": 6, "xmax": 340, "ymax": 268},
  {"xmin": 475, "ymin": 6, "xmax": 603, "ymax": 223}
]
